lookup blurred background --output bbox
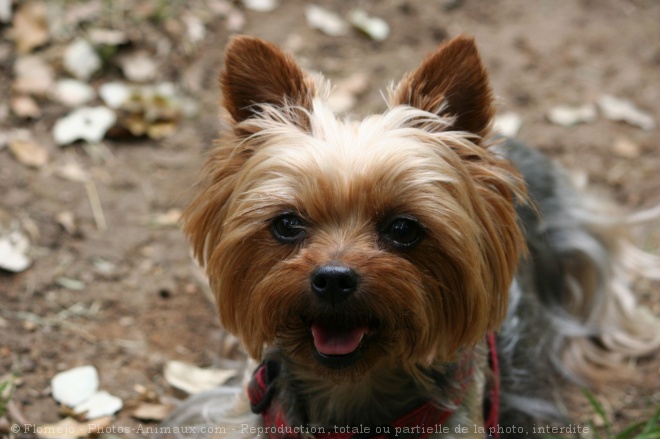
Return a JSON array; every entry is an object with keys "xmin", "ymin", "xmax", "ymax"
[{"xmin": 0, "ymin": 0, "xmax": 658, "ymax": 435}]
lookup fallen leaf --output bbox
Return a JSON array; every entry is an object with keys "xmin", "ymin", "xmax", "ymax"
[
  {"xmin": 305, "ymin": 5, "xmax": 348, "ymax": 37},
  {"xmin": 0, "ymin": 0, "xmax": 11, "ymax": 23},
  {"xmin": 131, "ymin": 402, "xmax": 173, "ymax": 422},
  {"xmin": 11, "ymin": 95, "xmax": 41, "ymax": 118},
  {"xmin": 56, "ymin": 211, "xmax": 78, "ymax": 235},
  {"xmin": 87, "ymin": 28, "xmax": 128, "ymax": 46},
  {"xmin": 119, "ymin": 51, "xmax": 158, "ymax": 83},
  {"xmin": 243, "ymin": 0, "xmax": 278, "ymax": 12},
  {"xmin": 348, "ymin": 9, "xmax": 390, "ymax": 41},
  {"xmin": 99, "ymin": 82, "xmax": 131, "ymax": 109},
  {"xmin": 51, "ymin": 79, "xmax": 96, "ymax": 107},
  {"xmin": 9, "ymin": 136, "xmax": 48, "ymax": 168},
  {"xmin": 151, "ymin": 209, "xmax": 182, "ymax": 227},
  {"xmin": 64, "ymin": 39, "xmax": 101, "ymax": 81},
  {"xmin": 547, "ymin": 103, "xmax": 597, "ymax": 127},
  {"xmin": 612, "ymin": 137, "xmax": 641, "ymax": 159},
  {"xmin": 13, "ymin": 55, "xmax": 54, "ymax": 95},
  {"xmin": 57, "ymin": 277, "xmax": 85, "ymax": 291},
  {"xmin": 38, "ymin": 416, "xmax": 112, "ymax": 439},
  {"xmin": 226, "ymin": 9, "xmax": 245, "ymax": 32},
  {"xmin": 493, "ymin": 112, "xmax": 522, "ymax": 137},
  {"xmin": 164, "ymin": 360, "xmax": 237, "ymax": 395},
  {"xmin": 55, "ymin": 158, "xmax": 91, "ymax": 182},
  {"xmin": 52, "ymin": 365, "xmax": 99, "ymax": 407},
  {"xmin": 182, "ymin": 13, "xmax": 205, "ymax": 44},
  {"xmin": 63, "ymin": 0, "xmax": 102, "ymax": 28},
  {"xmin": 0, "ymin": 209, "xmax": 31, "ymax": 273},
  {"xmin": 53, "ymin": 106, "xmax": 117, "ymax": 145},
  {"xmin": 597, "ymin": 95, "xmax": 656, "ymax": 131},
  {"xmin": 100, "ymin": 82, "xmax": 194, "ymax": 139},
  {"xmin": 73, "ymin": 390, "xmax": 123, "ymax": 420},
  {"xmin": 10, "ymin": 2, "xmax": 49, "ymax": 53}
]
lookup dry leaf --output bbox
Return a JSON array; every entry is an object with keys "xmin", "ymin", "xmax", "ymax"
[
  {"xmin": 547, "ymin": 103, "xmax": 597, "ymax": 127},
  {"xmin": 226, "ymin": 9, "xmax": 245, "ymax": 32},
  {"xmin": 9, "ymin": 136, "xmax": 48, "ymax": 168},
  {"xmin": 0, "ymin": 209, "xmax": 31, "ymax": 272},
  {"xmin": 493, "ymin": 112, "xmax": 522, "ymax": 137},
  {"xmin": 0, "ymin": 0, "xmax": 11, "ymax": 23},
  {"xmin": 13, "ymin": 55, "xmax": 54, "ymax": 96},
  {"xmin": 73, "ymin": 390, "xmax": 123, "ymax": 420},
  {"xmin": 38, "ymin": 417, "xmax": 112, "ymax": 439},
  {"xmin": 52, "ymin": 365, "xmax": 99, "ymax": 407},
  {"xmin": 612, "ymin": 137, "xmax": 641, "ymax": 159},
  {"xmin": 119, "ymin": 51, "xmax": 158, "ymax": 82},
  {"xmin": 305, "ymin": 5, "xmax": 348, "ymax": 37},
  {"xmin": 51, "ymin": 79, "xmax": 95, "ymax": 107},
  {"xmin": 131, "ymin": 402, "xmax": 173, "ymax": 421},
  {"xmin": 56, "ymin": 211, "xmax": 77, "ymax": 235},
  {"xmin": 598, "ymin": 95, "xmax": 656, "ymax": 131},
  {"xmin": 11, "ymin": 95, "xmax": 41, "ymax": 118},
  {"xmin": 53, "ymin": 106, "xmax": 117, "ymax": 145},
  {"xmin": 348, "ymin": 9, "xmax": 390, "ymax": 41},
  {"xmin": 88, "ymin": 28, "xmax": 128, "ymax": 46},
  {"xmin": 182, "ymin": 13, "xmax": 205, "ymax": 44},
  {"xmin": 151, "ymin": 209, "xmax": 182, "ymax": 227},
  {"xmin": 56, "ymin": 159, "xmax": 91, "ymax": 182},
  {"xmin": 243, "ymin": 0, "xmax": 278, "ymax": 12},
  {"xmin": 10, "ymin": 2, "xmax": 49, "ymax": 53},
  {"xmin": 64, "ymin": 39, "xmax": 101, "ymax": 81},
  {"xmin": 164, "ymin": 360, "xmax": 237, "ymax": 394}
]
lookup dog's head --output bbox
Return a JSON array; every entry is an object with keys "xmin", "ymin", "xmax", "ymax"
[{"xmin": 183, "ymin": 36, "xmax": 525, "ymax": 380}]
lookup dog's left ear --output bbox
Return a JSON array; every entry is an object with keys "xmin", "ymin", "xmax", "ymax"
[{"xmin": 391, "ymin": 35, "xmax": 493, "ymax": 137}]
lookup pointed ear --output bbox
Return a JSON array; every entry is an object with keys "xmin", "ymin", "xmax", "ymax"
[
  {"xmin": 221, "ymin": 36, "xmax": 315, "ymax": 128},
  {"xmin": 391, "ymin": 35, "xmax": 493, "ymax": 137}
]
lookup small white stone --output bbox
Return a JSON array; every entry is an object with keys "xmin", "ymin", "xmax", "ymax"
[
  {"xmin": 64, "ymin": 39, "xmax": 101, "ymax": 81},
  {"xmin": 598, "ymin": 94, "xmax": 656, "ymax": 131},
  {"xmin": 348, "ymin": 9, "xmax": 389, "ymax": 41},
  {"xmin": 53, "ymin": 106, "xmax": 116, "ymax": 145},
  {"xmin": 99, "ymin": 82, "xmax": 131, "ymax": 109},
  {"xmin": 243, "ymin": 0, "xmax": 277, "ymax": 12},
  {"xmin": 493, "ymin": 112, "xmax": 522, "ymax": 137},
  {"xmin": 73, "ymin": 390, "xmax": 123, "ymax": 420},
  {"xmin": 305, "ymin": 5, "xmax": 348, "ymax": 37},
  {"xmin": 51, "ymin": 79, "xmax": 95, "ymax": 107},
  {"xmin": 51, "ymin": 365, "xmax": 99, "ymax": 407},
  {"xmin": 547, "ymin": 104, "xmax": 597, "ymax": 127}
]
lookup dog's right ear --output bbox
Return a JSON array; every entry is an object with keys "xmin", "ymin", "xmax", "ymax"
[{"xmin": 221, "ymin": 36, "xmax": 315, "ymax": 130}]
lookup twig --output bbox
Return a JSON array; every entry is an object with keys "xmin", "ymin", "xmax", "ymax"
[
  {"xmin": 7, "ymin": 401, "xmax": 29, "ymax": 427},
  {"xmin": 85, "ymin": 180, "xmax": 107, "ymax": 232}
]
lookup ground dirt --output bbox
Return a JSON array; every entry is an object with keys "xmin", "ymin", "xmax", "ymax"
[{"xmin": 1, "ymin": 0, "xmax": 659, "ymax": 437}]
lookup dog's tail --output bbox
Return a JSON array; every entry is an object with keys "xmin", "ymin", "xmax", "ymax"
[{"xmin": 505, "ymin": 137, "xmax": 660, "ymax": 384}]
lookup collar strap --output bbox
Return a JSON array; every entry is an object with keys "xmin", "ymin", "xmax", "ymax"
[{"xmin": 248, "ymin": 334, "xmax": 499, "ymax": 439}]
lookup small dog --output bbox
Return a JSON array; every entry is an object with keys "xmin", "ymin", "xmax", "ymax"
[{"xmin": 172, "ymin": 35, "xmax": 660, "ymax": 438}]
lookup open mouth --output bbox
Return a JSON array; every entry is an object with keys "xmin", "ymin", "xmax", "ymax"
[{"xmin": 310, "ymin": 323, "xmax": 369, "ymax": 368}]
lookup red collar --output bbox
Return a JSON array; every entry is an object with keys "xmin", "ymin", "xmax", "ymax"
[{"xmin": 248, "ymin": 334, "xmax": 500, "ymax": 439}]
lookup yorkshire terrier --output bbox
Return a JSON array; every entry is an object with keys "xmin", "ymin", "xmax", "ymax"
[{"xmin": 167, "ymin": 35, "xmax": 660, "ymax": 438}]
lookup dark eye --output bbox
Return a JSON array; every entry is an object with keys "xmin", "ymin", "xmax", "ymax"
[
  {"xmin": 271, "ymin": 214, "xmax": 306, "ymax": 243},
  {"xmin": 381, "ymin": 217, "xmax": 423, "ymax": 248}
]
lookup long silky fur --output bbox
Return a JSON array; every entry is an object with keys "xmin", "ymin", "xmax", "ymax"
[{"xmin": 161, "ymin": 36, "xmax": 660, "ymax": 438}]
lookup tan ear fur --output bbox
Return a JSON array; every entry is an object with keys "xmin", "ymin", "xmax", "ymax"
[
  {"xmin": 221, "ymin": 36, "xmax": 315, "ymax": 127},
  {"xmin": 391, "ymin": 35, "xmax": 493, "ymax": 137}
]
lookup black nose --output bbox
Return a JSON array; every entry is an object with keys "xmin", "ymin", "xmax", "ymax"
[{"xmin": 311, "ymin": 265, "xmax": 359, "ymax": 304}]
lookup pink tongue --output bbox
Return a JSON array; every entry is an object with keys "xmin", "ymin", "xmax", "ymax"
[{"xmin": 311, "ymin": 324, "xmax": 367, "ymax": 356}]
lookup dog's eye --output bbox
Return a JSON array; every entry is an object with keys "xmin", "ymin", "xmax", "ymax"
[
  {"xmin": 271, "ymin": 214, "xmax": 306, "ymax": 243},
  {"xmin": 381, "ymin": 217, "xmax": 423, "ymax": 248}
]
